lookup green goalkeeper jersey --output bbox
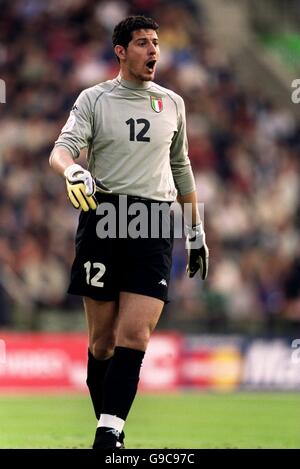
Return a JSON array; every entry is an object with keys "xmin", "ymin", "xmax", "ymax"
[{"xmin": 54, "ymin": 75, "xmax": 196, "ymax": 202}]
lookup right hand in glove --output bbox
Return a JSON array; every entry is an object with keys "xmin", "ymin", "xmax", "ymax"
[
  {"xmin": 64, "ymin": 164, "xmax": 111, "ymax": 212},
  {"xmin": 186, "ymin": 223, "xmax": 209, "ymax": 280}
]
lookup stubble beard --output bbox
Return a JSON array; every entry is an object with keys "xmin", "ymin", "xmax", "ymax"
[{"xmin": 129, "ymin": 67, "xmax": 154, "ymax": 83}]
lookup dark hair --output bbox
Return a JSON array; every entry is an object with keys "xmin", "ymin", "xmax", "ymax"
[{"xmin": 112, "ymin": 15, "xmax": 159, "ymax": 49}]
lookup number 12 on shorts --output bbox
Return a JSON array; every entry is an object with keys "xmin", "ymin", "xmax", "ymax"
[{"xmin": 84, "ymin": 261, "xmax": 106, "ymax": 287}]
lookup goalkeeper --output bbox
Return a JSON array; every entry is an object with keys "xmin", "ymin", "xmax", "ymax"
[{"xmin": 49, "ymin": 15, "xmax": 208, "ymax": 449}]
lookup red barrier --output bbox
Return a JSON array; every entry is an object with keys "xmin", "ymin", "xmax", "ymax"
[
  {"xmin": 0, "ymin": 332, "xmax": 244, "ymax": 392},
  {"xmin": 0, "ymin": 332, "xmax": 183, "ymax": 392},
  {"xmin": 139, "ymin": 333, "xmax": 182, "ymax": 391},
  {"xmin": 0, "ymin": 333, "xmax": 88, "ymax": 391}
]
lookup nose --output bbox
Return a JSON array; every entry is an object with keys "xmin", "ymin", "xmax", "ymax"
[{"xmin": 148, "ymin": 42, "xmax": 157, "ymax": 55}]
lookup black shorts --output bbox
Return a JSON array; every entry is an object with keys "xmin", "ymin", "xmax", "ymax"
[{"xmin": 67, "ymin": 193, "xmax": 174, "ymax": 302}]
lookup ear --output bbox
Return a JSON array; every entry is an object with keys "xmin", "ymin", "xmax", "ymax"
[{"xmin": 114, "ymin": 45, "xmax": 126, "ymax": 61}]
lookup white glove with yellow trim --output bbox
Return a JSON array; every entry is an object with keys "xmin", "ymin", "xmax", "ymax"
[
  {"xmin": 64, "ymin": 164, "xmax": 111, "ymax": 212},
  {"xmin": 186, "ymin": 223, "xmax": 209, "ymax": 280}
]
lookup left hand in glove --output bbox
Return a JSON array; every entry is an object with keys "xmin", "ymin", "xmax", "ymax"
[
  {"xmin": 64, "ymin": 164, "xmax": 111, "ymax": 212},
  {"xmin": 186, "ymin": 223, "xmax": 209, "ymax": 280}
]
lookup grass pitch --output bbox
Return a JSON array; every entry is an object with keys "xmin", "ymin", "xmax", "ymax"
[{"xmin": 0, "ymin": 392, "xmax": 299, "ymax": 448}]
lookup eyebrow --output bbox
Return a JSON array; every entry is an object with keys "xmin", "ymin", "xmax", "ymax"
[{"xmin": 134, "ymin": 37, "xmax": 159, "ymax": 43}]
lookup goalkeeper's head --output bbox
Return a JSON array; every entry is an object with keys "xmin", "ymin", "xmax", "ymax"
[
  {"xmin": 112, "ymin": 15, "xmax": 160, "ymax": 83},
  {"xmin": 112, "ymin": 15, "xmax": 159, "ymax": 55}
]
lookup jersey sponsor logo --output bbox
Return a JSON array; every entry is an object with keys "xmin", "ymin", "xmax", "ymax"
[{"xmin": 150, "ymin": 96, "xmax": 163, "ymax": 113}]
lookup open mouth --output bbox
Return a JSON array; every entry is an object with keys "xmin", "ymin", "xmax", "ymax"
[{"xmin": 146, "ymin": 60, "xmax": 156, "ymax": 72}]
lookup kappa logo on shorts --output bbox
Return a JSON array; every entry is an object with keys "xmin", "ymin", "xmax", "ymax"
[{"xmin": 158, "ymin": 279, "xmax": 167, "ymax": 287}]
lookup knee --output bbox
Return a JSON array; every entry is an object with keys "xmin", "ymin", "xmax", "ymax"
[
  {"xmin": 90, "ymin": 336, "xmax": 115, "ymax": 360},
  {"xmin": 117, "ymin": 328, "xmax": 151, "ymax": 351}
]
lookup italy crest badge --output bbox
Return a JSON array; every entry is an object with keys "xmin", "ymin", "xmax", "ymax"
[{"xmin": 150, "ymin": 96, "xmax": 163, "ymax": 113}]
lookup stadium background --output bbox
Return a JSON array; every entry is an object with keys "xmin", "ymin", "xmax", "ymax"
[{"xmin": 0, "ymin": 0, "xmax": 299, "ymax": 448}]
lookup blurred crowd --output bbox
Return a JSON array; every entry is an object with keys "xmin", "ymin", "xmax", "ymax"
[{"xmin": 1, "ymin": 0, "xmax": 300, "ymax": 332}]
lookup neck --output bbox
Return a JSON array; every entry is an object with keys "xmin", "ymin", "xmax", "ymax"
[{"xmin": 118, "ymin": 72, "xmax": 152, "ymax": 90}]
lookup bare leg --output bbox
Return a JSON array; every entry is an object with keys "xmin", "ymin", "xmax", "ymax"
[
  {"xmin": 93, "ymin": 292, "xmax": 164, "ymax": 448},
  {"xmin": 117, "ymin": 292, "xmax": 164, "ymax": 350},
  {"xmin": 83, "ymin": 297, "xmax": 118, "ymax": 359}
]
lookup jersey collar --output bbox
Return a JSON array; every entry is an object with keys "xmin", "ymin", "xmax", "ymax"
[{"xmin": 117, "ymin": 74, "xmax": 152, "ymax": 90}]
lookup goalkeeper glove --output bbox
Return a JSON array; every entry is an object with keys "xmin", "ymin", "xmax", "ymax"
[
  {"xmin": 64, "ymin": 164, "xmax": 111, "ymax": 212},
  {"xmin": 186, "ymin": 223, "xmax": 209, "ymax": 280}
]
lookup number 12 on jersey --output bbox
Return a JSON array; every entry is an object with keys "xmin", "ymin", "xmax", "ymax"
[{"xmin": 126, "ymin": 118, "xmax": 150, "ymax": 142}]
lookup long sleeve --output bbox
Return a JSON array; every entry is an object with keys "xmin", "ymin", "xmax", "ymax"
[
  {"xmin": 170, "ymin": 96, "xmax": 196, "ymax": 196},
  {"xmin": 54, "ymin": 89, "xmax": 93, "ymax": 158}
]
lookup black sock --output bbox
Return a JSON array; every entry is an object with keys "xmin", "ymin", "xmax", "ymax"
[
  {"xmin": 86, "ymin": 349, "xmax": 112, "ymax": 420},
  {"xmin": 101, "ymin": 346, "xmax": 145, "ymax": 421}
]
